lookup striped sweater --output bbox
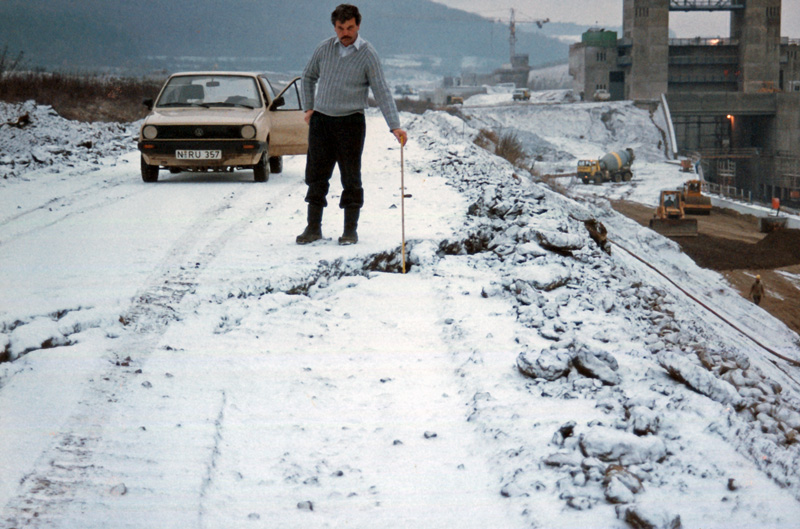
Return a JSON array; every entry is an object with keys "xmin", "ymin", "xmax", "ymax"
[{"xmin": 301, "ymin": 36, "xmax": 401, "ymax": 131}]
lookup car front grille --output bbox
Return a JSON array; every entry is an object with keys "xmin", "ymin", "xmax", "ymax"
[{"xmin": 155, "ymin": 125, "xmax": 243, "ymax": 140}]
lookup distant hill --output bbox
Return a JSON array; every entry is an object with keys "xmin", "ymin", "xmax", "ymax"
[{"xmin": 0, "ymin": 0, "xmax": 568, "ymax": 75}]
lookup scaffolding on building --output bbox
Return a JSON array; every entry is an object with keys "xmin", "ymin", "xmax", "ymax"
[{"xmin": 773, "ymin": 153, "xmax": 800, "ymax": 200}]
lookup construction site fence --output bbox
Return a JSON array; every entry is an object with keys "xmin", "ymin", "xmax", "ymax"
[
  {"xmin": 703, "ymin": 181, "xmax": 800, "ymax": 213},
  {"xmin": 704, "ymin": 181, "xmax": 751, "ymax": 201}
]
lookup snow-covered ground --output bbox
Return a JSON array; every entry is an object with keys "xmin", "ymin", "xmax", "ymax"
[{"xmin": 2, "ymin": 96, "xmax": 800, "ymax": 529}]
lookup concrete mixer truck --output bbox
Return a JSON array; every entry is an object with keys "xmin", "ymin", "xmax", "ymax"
[{"xmin": 578, "ymin": 148, "xmax": 635, "ymax": 184}]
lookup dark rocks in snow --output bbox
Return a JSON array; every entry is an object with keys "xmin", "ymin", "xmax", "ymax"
[
  {"xmin": 564, "ymin": 494, "xmax": 598, "ymax": 511},
  {"xmin": 533, "ymin": 229, "xmax": 585, "ymax": 254},
  {"xmin": 546, "ymin": 332, "xmax": 575, "ymax": 352},
  {"xmin": 109, "ymin": 483, "xmax": 128, "ymax": 496},
  {"xmin": 579, "ymin": 427, "xmax": 667, "ymax": 466},
  {"xmin": 517, "ymin": 350, "xmax": 572, "ymax": 381},
  {"xmin": 603, "ymin": 465, "xmax": 643, "ymax": 504},
  {"xmin": 573, "ymin": 349, "xmax": 621, "ymax": 386},
  {"xmin": 626, "ymin": 406, "xmax": 661, "ymax": 436},
  {"xmin": 520, "ymin": 264, "xmax": 572, "ymax": 292},
  {"xmin": 31, "ymin": 147, "xmax": 52, "ymax": 164},
  {"xmin": 617, "ymin": 504, "xmax": 682, "ymax": 529},
  {"xmin": 552, "ymin": 421, "xmax": 577, "ymax": 446},
  {"xmin": 543, "ymin": 451, "xmax": 582, "ymax": 468},
  {"xmin": 582, "ymin": 457, "xmax": 607, "ymax": 483},
  {"xmin": 423, "ymin": 431, "xmax": 438, "ymax": 439},
  {"xmin": 1, "ymin": 101, "xmax": 138, "ymax": 181},
  {"xmin": 657, "ymin": 352, "xmax": 743, "ymax": 408},
  {"xmin": 297, "ymin": 500, "xmax": 314, "ymax": 511},
  {"xmin": 7, "ymin": 318, "xmax": 70, "ymax": 361},
  {"xmin": 4, "ymin": 112, "xmax": 31, "ymax": 128},
  {"xmin": 437, "ymin": 230, "xmax": 492, "ymax": 256},
  {"xmin": 515, "ymin": 241, "xmax": 548, "ymax": 259},
  {"xmin": 518, "ymin": 345, "xmax": 624, "ymax": 388},
  {"xmin": 539, "ymin": 324, "xmax": 564, "ymax": 342},
  {"xmin": 584, "ymin": 219, "xmax": 611, "ymax": 255},
  {"xmin": 0, "ymin": 334, "xmax": 9, "ymax": 362},
  {"xmin": 511, "ymin": 280, "xmax": 538, "ymax": 306}
]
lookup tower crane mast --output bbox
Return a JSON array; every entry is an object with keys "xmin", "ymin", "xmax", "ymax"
[{"xmin": 506, "ymin": 8, "xmax": 549, "ymax": 61}]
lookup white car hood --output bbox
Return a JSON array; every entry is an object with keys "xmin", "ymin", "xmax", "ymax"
[{"xmin": 145, "ymin": 108, "xmax": 263, "ymax": 126}]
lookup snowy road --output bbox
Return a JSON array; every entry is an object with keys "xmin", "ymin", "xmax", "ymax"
[
  {"xmin": 1, "ymin": 119, "xmax": 523, "ymax": 528},
  {"xmin": 3, "ymin": 105, "xmax": 800, "ymax": 528}
]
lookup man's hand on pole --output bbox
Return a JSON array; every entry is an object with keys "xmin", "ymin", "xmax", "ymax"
[{"xmin": 392, "ymin": 129, "xmax": 408, "ymax": 146}]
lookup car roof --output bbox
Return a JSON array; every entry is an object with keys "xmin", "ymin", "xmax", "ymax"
[{"xmin": 168, "ymin": 71, "xmax": 264, "ymax": 77}]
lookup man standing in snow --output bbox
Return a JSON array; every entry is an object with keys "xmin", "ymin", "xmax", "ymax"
[
  {"xmin": 297, "ymin": 3, "xmax": 408, "ymax": 246},
  {"xmin": 749, "ymin": 275, "xmax": 765, "ymax": 305}
]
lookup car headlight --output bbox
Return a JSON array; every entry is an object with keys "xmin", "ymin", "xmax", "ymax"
[
  {"xmin": 142, "ymin": 125, "xmax": 158, "ymax": 139},
  {"xmin": 241, "ymin": 125, "xmax": 256, "ymax": 140}
]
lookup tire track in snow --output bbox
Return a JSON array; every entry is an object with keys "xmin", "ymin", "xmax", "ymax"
[
  {"xmin": 198, "ymin": 390, "xmax": 227, "ymax": 529},
  {"xmin": 0, "ymin": 179, "xmax": 298, "ymax": 528},
  {"xmin": 0, "ymin": 172, "xmax": 147, "ymax": 247}
]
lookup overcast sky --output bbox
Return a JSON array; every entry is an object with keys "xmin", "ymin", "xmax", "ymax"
[{"xmin": 433, "ymin": 0, "xmax": 800, "ymax": 39}]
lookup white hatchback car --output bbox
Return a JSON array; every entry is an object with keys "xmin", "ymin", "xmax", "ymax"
[{"xmin": 137, "ymin": 72, "xmax": 308, "ymax": 182}]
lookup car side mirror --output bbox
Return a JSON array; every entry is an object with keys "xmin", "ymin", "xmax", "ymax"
[
  {"xmin": 270, "ymin": 96, "xmax": 285, "ymax": 110},
  {"xmin": 143, "ymin": 98, "xmax": 154, "ymax": 110}
]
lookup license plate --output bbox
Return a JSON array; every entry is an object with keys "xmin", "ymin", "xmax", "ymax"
[{"xmin": 176, "ymin": 150, "xmax": 221, "ymax": 160}]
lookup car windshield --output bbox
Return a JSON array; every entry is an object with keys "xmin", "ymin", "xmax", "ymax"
[{"xmin": 156, "ymin": 75, "xmax": 262, "ymax": 109}]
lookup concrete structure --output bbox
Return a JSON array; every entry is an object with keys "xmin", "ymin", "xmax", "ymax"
[
  {"xmin": 569, "ymin": 28, "xmax": 621, "ymax": 101},
  {"xmin": 569, "ymin": 0, "xmax": 800, "ymax": 205}
]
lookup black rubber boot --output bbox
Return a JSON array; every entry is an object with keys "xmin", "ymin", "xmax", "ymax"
[
  {"xmin": 338, "ymin": 208, "xmax": 360, "ymax": 245},
  {"xmin": 296, "ymin": 204, "xmax": 324, "ymax": 245}
]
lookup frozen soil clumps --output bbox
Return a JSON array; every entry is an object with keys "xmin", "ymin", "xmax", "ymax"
[
  {"xmin": 405, "ymin": 110, "xmax": 800, "ymax": 526},
  {"xmin": 0, "ymin": 100, "xmax": 136, "ymax": 180}
]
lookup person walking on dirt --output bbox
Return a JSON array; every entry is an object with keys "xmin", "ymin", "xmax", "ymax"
[
  {"xmin": 297, "ymin": 3, "xmax": 408, "ymax": 246},
  {"xmin": 749, "ymin": 275, "xmax": 765, "ymax": 305}
]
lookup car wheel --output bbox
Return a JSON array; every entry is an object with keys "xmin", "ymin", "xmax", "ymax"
[
  {"xmin": 141, "ymin": 155, "xmax": 159, "ymax": 182},
  {"xmin": 623, "ymin": 171, "xmax": 633, "ymax": 182},
  {"xmin": 253, "ymin": 151, "xmax": 270, "ymax": 182},
  {"xmin": 269, "ymin": 156, "xmax": 283, "ymax": 174}
]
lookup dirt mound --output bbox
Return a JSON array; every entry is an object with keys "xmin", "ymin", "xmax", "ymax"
[{"xmin": 678, "ymin": 228, "xmax": 800, "ymax": 271}]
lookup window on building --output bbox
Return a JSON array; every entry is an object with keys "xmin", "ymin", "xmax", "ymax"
[
  {"xmin": 596, "ymin": 51, "xmax": 607, "ymax": 62},
  {"xmin": 636, "ymin": 7, "xmax": 649, "ymax": 18},
  {"xmin": 767, "ymin": 6, "xmax": 780, "ymax": 19}
]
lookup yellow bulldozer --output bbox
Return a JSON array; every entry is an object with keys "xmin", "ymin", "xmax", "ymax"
[
  {"xmin": 680, "ymin": 179, "xmax": 712, "ymax": 215},
  {"xmin": 649, "ymin": 190, "xmax": 698, "ymax": 237}
]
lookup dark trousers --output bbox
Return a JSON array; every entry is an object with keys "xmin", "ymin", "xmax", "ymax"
[{"xmin": 304, "ymin": 112, "xmax": 366, "ymax": 209}]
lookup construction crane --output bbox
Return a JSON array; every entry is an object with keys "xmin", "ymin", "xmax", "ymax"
[{"xmin": 506, "ymin": 8, "xmax": 549, "ymax": 60}]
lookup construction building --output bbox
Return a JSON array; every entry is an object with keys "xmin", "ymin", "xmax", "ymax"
[{"xmin": 569, "ymin": 0, "xmax": 800, "ymax": 205}]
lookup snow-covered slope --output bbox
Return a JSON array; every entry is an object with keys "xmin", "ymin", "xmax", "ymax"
[{"xmin": 1, "ymin": 99, "xmax": 800, "ymax": 529}]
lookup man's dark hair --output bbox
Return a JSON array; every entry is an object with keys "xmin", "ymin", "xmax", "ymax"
[{"xmin": 331, "ymin": 4, "xmax": 361, "ymax": 26}]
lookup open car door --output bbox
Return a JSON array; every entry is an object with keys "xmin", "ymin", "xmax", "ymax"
[{"xmin": 265, "ymin": 77, "xmax": 308, "ymax": 156}]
